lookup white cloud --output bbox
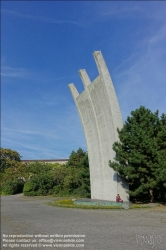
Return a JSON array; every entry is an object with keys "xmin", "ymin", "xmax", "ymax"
[
  {"xmin": 1, "ymin": 103, "xmax": 86, "ymax": 159},
  {"xmin": 1, "ymin": 62, "xmax": 78, "ymax": 86},
  {"xmin": 100, "ymin": 1, "xmax": 166, "ymax": 21},
  {"xmin": 148, "ymin": 24, "xmax": 166, "ymax": 45},
  {"xmin": 114, "ymin": 22, "xmax": 166, "ymax": 120},
  {"xmin": 2, "ymin": 127, "xmax": 60, "ymax": 140},
  {"xmin": 1, "ymin": 66, "xmax": 28, "ymax": 78},
  {"xmin": 2, "ymin": 9, "xmax": 84, "ymax": 27},
  {"xmin": 101, "ymin": 4, "xmax": 142, "ymax": 18},
  {"xmin": 1, "ymin": 138, "xmax": 65, "ymax": 159}
]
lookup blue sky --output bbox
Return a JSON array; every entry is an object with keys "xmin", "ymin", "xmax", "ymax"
[{"xmin": 1, "ymin": 1, "xmax": 166, "ymax": 160}]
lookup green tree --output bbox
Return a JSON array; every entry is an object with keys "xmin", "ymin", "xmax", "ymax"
[
  {"xmin": 0, "ymin": 148, "xmax": 22, "ymax": 172},
  {"xmin": 154, "ymin": 113, "xmax": 166, "ymax": 199},
  {"xmin": 53, "ymin": 148, "xmax": 90, "ymax": 197},
  {"xmin": 109, "ymin": 106, "xmax": 166, "ymax": 202},
  {"xmin": 26, "ymin": 161, "xmax": 53, "ymax": 176},
  {"xmin": 1, "ymin": 161, "xmax": 29, "ymax": 184},
  {"xmin": 66, "ymin": 148, "xmax": 90, "ymax": 195},
  {"xmin": 66, "ymin": 148, "xmax": 88, "ymax": 168},
  {"xmin": 0, "ymin": 148, "xmax": 28, "ymax": 194}
]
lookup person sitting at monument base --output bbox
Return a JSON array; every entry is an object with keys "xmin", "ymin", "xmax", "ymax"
[{"xmin": 116, "ymin": 194, "xmax": 123, "ymax": 202}]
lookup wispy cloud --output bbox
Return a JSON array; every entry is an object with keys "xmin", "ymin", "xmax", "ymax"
[
  {"xmin": 1, "ymin": 104, "xmax": 86, "ymax": 159},
  {"xmin": 2, "ymin": 9, "xmax": 84, "ymax": 27},
  {"xmin": 101, "ymin": 5, "xmax": 142, "ymax": 17},
  {"xmin": 1, "ymin": 66, "xmax": 29, "ymax": 78},
  {"xmin": 2, "ymin": 127, "xmax": 59, "ymax": 140},
  {"xmin": 1, "ymin": 138, "xmax": 64, "ymax": 159},
  {"xmin": 100, "ymin": 2, "xmax": 166, "ymax": 22},
  {"xmin": 41, "ymin": 74, "xmax": 78, "ymax": 84},
  {"xmin": 114, "ymin": 22, "xmax": 166, "ymax": 120},
  {"xmin": 148, "ymin": 24, "xmax": 166, "ymax": 45},
  {"xmin": 1, "ymin": 62, "xmax": 77, "ymax": 85}
]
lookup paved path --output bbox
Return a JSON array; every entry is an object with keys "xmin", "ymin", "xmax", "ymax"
[{"xmin": 1, "ymin": 194, "xmax": 166, "ymax": 250}]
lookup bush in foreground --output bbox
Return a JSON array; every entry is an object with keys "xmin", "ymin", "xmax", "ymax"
[
  {"xmin": 23, "ymin": 173, "xmax": 55, "ymax": 196},
  {"xmin": 1, "ymin": 179, "xmax": 24, "ymax": 195}
]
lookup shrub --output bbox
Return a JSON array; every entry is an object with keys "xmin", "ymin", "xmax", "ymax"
[
  {"xmin": 23, "ymin": 173, "xmax": 55, "ymax": 196},
  {"xmin": 23, "ymin": 180, "xmax": 38, "ymax": 196},
  {"xmin": 72, "ymin": 186, "xmax": 91, "ymax": 198},
  {"xmin": 26, "ymin": 161, "xmax": 53, "ymax": 175},
  {"xmin": 2, "ymin": 179, "xmax": 24, "ymax": 195},
  {"xmin": 18, "ymin": 148, "xmax": 91, "ymax": 198}
]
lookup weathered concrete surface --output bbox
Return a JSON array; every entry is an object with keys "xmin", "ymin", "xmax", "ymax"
[
  {"xmin": 69, "ymin": 51, "xmax": 128, "ymax": 201},
  {"xmin": 1, "ymin": 195, "xmax": 166, "ymax": 250}
]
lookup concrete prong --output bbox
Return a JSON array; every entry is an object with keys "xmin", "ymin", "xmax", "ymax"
[
  {"xmin": 68, "ymin": 83, "xmax": 79, "ymax": 100},
  {"xmin": 79, "ymin": 69, "xmax": 91, "ymax": 88},
  {"xmin": 93, "ymin": 51, "xmax": 110, "ymax": 77}
]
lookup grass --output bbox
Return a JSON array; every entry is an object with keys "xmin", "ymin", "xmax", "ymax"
[{"xmin": 129, "ymin": 204, "xmax": 150, "ymax": 209}]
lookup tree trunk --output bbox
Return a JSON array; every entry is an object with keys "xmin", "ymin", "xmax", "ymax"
[{"xmin": 149, "ymin": 189, "xmax": 154, "ymax": 202}]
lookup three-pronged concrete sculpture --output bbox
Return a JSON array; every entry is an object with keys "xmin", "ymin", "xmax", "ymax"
[{"xmin": 68, "ymin": 51, "xmax": 128, "ymax": 201}]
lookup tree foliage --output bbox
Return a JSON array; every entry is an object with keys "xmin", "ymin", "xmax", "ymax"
[
  {"xmin": 1, "ymin": 147, "xmax": 90, "ymax": 197},
  {"xmin": 109, "ymin": 106, "xmax": 166, "ymax": 202},
  {"xmin": 1, "ymin": 179, "xmax": 24, "ymax": 195},
  {"xmin": 0, "ymin": 148, "xmax": 27, "ymax": 194},
  {"xmin": 66, "ymin": 148, "xmax": 89, "ymax": 168},
  {"xmin": 53, "ymin": 148, "xmax": 90, "ymax": 197},
  {"xmin": 0, "ymin": 148, "xmax": 22, "ymax": 172},
  {"xmin": 23, "ymin": 148, "xmax": 90, "ymax": 197},
  {"xmin": 65, "ymin": 148, "xmax": 90, "ymax": 196},
  {"xmin": 26, "ymin": 161, "xmax": 53, "ymax": 176},
  {"xmin": 23, "ymin": 172, "xmax": 55, "ymax": 196},
  {"xmin": 1, "ymin": 161, "xmax": 29, "ymax": 184}
]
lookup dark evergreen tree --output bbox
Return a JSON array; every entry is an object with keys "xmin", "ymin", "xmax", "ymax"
[
  {"xmin": 109, "ymin": 106, "xmax": 166, "ymax": 202},
  {"xmin": 65, "ymin": 148, "xmax": 90, "ymax": 197},
  {"xmin": 66, "ymin": 148, "xmax": 88, "ymax": 168}
]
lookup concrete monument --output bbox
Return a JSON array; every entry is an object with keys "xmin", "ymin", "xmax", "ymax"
[{"xmin": 68, "ymin": 51, "xmax": 128, "ymax": 201}]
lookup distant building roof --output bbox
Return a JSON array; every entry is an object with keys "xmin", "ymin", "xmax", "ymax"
[{"xmin": 22, "ymin": 159, "xmax": 68, "ymax": 164}]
